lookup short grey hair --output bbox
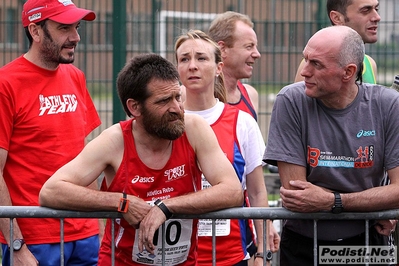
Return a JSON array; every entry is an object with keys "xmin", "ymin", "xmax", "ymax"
[{"xmin": 338, "ymin": 28, "xmax": 365, "ymax": 82}]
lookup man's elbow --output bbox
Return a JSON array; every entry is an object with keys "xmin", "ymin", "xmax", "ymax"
[
  {"xmin": 38, "ymin": 186, "xmax": 52, "ymax": 207},
  {"xmin": 235, "ymin": 190, "xmax": 244, "ymax": 206},
  {"xmin": 229, "ymin": 185, "xmax": 244, "ymax": 207}
]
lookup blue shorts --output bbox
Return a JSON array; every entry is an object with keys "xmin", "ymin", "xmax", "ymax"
[{"xmin": 2, "ymin": 235, "xmax": 99, "ymax": 266}]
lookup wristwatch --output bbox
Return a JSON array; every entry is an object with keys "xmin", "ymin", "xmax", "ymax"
[
  {"xmin": 12, "ymin": 239, "xmax": 25, "ymax": 251},
  {"xmin": 255, "ymin": 250, "xmax": 273, "ymax": 261},
  {"xmin": 331, "ymin": 192, "xmax": 344, "ymax": 214},
  {"xmin": 154, "ymin": 199, "xmax": 173, "ymax": 220}
]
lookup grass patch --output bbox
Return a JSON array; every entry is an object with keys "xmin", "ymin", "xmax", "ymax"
[{"xmin": 251, "ymin": 82, "xmax": 289, "ymax": 94}]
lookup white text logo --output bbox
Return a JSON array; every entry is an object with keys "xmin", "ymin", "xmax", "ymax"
[
  {"xmin": 28, "ymin": 13, "xmax": 42, "ymax": 22},
  {"xmin": 164, "ymin": 165, "xmax": 185, "ymax": 181},
  {"xmin": 131, "ymin": 175, "xmax": 154, "ymax": 184},
  {"xmin": 39, "ymin": 94, "xmax": 78, "ymax": 116},
  {"xmin": 319, "ymin": 245, "xmax": 396, "ymax": 264}
]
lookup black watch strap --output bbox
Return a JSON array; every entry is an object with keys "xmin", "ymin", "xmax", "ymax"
[
  {"xmin": 154, "ymin": 199, "xmax": 173, "ymax": 220},
  {"xmin": 255, "ymin": 250, "xmax": 273, "ymax": 261},
  {"xmin": 12, "ymin": 239, "xmax": 25, "ymax": 251},
  {"xmin": 254, "ymin": 252, "xmax": 263, "ymax": 258},
  {"xmin": 331, "ymin": 192, "xmax": 344, "ymax": 214}
]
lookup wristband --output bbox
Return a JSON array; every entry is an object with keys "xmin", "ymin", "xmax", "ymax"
[
  {"xmin": 154, "ymin": 199, "xmax": 173, "ymax": 220},
  {"xmin": 118, "ymin": 192, "xmax": 129, "ymax": 213},
  {"xmin": 255, "ymin": 251, "xmax": 273, "ymax": 261},
  {"xmin": 255, "ymin": 252, "xmax": 263, "ymax": 259}
]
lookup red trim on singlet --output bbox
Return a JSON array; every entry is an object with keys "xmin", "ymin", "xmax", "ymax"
[{"xmin": 228, "ymin": 81, "xmax": 257, "ymax": 120}]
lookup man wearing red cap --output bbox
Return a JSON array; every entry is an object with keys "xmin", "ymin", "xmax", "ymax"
[{"xmin": 0, "ymin": 0, "xmax": 100, "ymax": 265}]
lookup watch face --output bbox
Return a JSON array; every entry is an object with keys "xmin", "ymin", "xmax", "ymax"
[
  {"xmin": 266, "ymin": 250, "xmax": 273, "ymax": 261},
  {"xmin": 12, "ymin": 239, "xmax": 24, "ymax": 250},
  {"xmin": 332, "ymin": 206, "xmax": 343, "ymax": 214}
]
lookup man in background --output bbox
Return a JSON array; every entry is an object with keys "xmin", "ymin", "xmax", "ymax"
[
  {"xmin": 208, "ymin": 11, "xmax": 280, "ymax": 265},
  {"xmin": 294, "ymin": 0, "xmax": 380, "ymax": 83}
]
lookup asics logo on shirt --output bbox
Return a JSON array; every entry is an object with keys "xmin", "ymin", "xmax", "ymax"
[
  {"xmin": 39, "ymin": 94, "xmax": 78, "ymax": 116},
  {"xmin": 131, "ymin": 175, "xmax": 155, "ymax": 183},
  {"xmin": 356, "ymin": 129, "xmax": 376, "ymax": 138}
]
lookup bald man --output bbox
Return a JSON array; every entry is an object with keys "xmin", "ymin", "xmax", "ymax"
[{"xmin": 264, "ymin": 26, "xmax": 399, "ymax": 266}]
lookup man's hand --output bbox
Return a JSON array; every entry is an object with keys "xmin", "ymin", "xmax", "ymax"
[
  {"xmin": 13, "ymin": 246, "xmax": 38, "ymax": 266},
  {"xmin": 122, "ymin": 196, "xmax": 151, "ymax": 229},
  {"xmin": 254, "ymin": 257, "xmax": 267, "ymax": 266},
  {"xmin": 268, "ymin": 220, "xmax": 280, "ymax": 252},
  {"xmin": 374, "ymin": 220, "xmax": 397, "ymax": 236},
  {"xmin": 137, "ymin": 205, "xmax": 167, "ymax": 253},
  {"xmin": 280, "ymin": 180, "xmax": 333, "ymax": 212}
]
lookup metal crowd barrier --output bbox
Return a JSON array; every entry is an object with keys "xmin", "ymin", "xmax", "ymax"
[{"xmin": 1, "ymin": 206, "xmax": 399, "ymax": 266}]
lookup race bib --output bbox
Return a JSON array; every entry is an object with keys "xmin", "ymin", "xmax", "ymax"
[
  {"xmin": 132, "ymin": 219, "xmax": 193, "ymax": 265},
  {"xmin": 199, "ymin": 176, "xmax": 231, "ymax": 236}
]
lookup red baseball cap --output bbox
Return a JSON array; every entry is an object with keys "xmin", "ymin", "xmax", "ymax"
[{"xmin": 22, "ymin": 0, "xmax": 96, "ymax": 27}]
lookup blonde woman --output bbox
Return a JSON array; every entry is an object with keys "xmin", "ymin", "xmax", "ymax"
[{"xmin": 175, "ymin": 30, "xmax": 279, "ymax": 266}]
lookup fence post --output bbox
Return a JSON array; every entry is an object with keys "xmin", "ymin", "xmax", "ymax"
[{"xmin": 112, "ymin": 0, "xmax": 127, "ymax": 123}]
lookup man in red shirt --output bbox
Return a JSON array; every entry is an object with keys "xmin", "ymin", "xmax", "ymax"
[{"xmin": 0, "ymin": 0, "xmax": 101, "ymax": 265}]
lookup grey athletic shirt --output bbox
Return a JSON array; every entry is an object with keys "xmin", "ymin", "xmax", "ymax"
[{"xmin": 264, "ymin": 81, "xmax": 399, "ymax": 240}]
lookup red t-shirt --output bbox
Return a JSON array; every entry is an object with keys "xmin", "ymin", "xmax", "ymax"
[{"xmin": 0, "ymin": 56, "xmax": 101, "ymax": 244}]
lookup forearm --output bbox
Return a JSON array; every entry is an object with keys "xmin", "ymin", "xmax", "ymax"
[
  {"xmin": 0, "ymin": 177, "xmax": 23, "ymax": 244},
  {"xmin": 340, "ymin": 167, "xmax": 399, "ymax": 211},
  {"xmin": 341, "ymin": 184, "xmax": 399, "ymax": 212},
  {"xmin": 0, "ymin": 218, "xmax": 24, "ymax": 246},
  {"xmin": 248, "ymin": 189, "xmax": 269, "ymax": 252},
  {"xmin": 164, "ymin": 183, "xmax": 243, "ymax": 214},
  {"xmin": 40, "ymin": 180, "xmax": 122, "ymax": 212},
  {"xmin": 87, "ymin": 176, "xmax": 106, "ymax": 241},
  {"xmin": 277, "ymin": 161, "xmax": 307, "ymax": 189},
  {"xmin": 253, "ymin": 219, "xmax": 265, "ymax": 251}
]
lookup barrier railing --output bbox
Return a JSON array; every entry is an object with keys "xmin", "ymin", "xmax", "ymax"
[{"xmin": 1, "ymin": 206, "xmax": 398, "ymax": 266}]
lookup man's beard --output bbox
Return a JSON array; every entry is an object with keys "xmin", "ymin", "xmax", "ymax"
[
  {"xmin": 141, "ymin": 105, "xmax": 185, "ymax": 140},
  {"xmin": 40, "ymin": 24, "xmax": 76, "ymax": 65}
]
